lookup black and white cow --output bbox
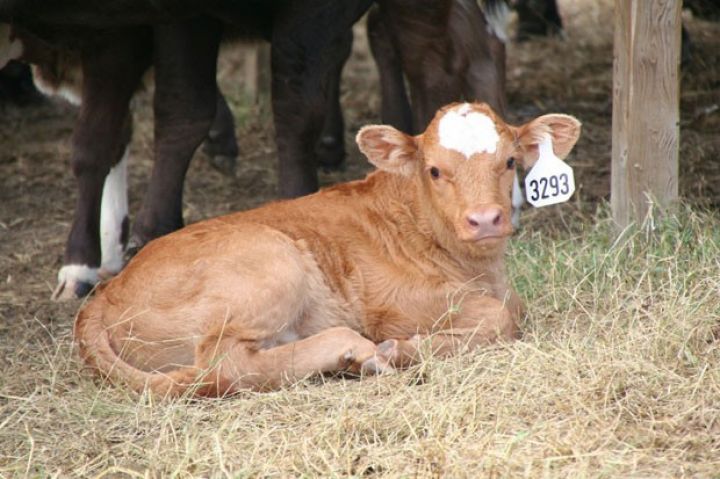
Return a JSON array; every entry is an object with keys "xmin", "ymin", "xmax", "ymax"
[
  {"xmin": 1, "ymin": 0, "xmax": 371, "ymax": 299},
  {"xmin": 2, "ymin": 0, "xmax": 521, "ymax": 300},
  {"xmin": 1, "ymin": 25, "xmax": 241, "ymax": 299}
]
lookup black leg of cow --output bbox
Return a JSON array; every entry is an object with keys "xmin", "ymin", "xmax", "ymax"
[
  {"xmin": 315, "ymin": 29, "xmax": 351, "ymax": 171},
  {"xmin": 202, "ymin": 89, "xmax": 239, "ymax": 176},
  {"xmin": 515, "ymin": 0, "xmax": 563, "ymax": 42},
  {"xmin": 270, "ymin": 41, "xmax": 321, "ymax": 196},
  {"xmin": 130, "ymin": 18, "xmax": 221, "ymax": 250},
  {"xmin": 53, "ymin": 31, "xmax": 150, "ymax": 300},
  {"xmin": 271, "ymin": 0, "xmax": 372, "ymax": 198},
  {"xmin": 367, "ymin": 6, "xmax": 414, "ymax": 134},
  {"xmin": 458, "ymin": 0, "xmax": 507, "ymax": 115}
]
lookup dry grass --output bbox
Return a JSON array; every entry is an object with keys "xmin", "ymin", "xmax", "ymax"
[
  {"xmin": 1, "ymin": 0, "xmax": 719, "ymax": 477},
  {"xmin": 1, "ymin": 209, "xmax": 719, "ymax": 477}
]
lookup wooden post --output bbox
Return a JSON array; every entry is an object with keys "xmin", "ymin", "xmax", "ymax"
[{"xmin": 611, "ymin": 0, "xmax": 682, "ymax": 227}]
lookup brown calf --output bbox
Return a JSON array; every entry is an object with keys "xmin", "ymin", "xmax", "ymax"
[{"xmin": 74, "ymin": 102, "xmax": 581, "ymax": 396}]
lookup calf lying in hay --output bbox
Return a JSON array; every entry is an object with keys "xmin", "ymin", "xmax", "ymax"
[{"xmin": 74, "ymin": 102, "xmax": 581, "ymax": 396}]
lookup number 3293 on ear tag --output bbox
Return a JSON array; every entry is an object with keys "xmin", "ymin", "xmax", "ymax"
[{"xmin": 524, "ymin": 136, "xmax": 576, "ymax": 208}]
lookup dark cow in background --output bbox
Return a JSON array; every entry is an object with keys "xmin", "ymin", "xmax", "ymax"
[
  {"xmin": 2, "ymin": 0, "xmax": 514, "ymax": 299},
  {"xmin": 1, "ymin": 21, "xmax": 225, "ymax": 299},
  {"xmin": 511, "ymin": 0, "xmax": 720, "ymax": 63},
  {"xmin": 1, "ymin": 0, "xmax": 371, "ymax": 299},
  {"xmin": 2, "ymin": 26, "xmax": 240, "ymax": 299}
]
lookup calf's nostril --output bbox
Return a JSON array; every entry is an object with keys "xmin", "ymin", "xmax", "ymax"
[
  {"xmin": 467, "ymin": 217, "xmax": 480, "ymax": 228},
  {"xmin": 492, "ymin": 213, "xmax": 502, "ymax": 226}
]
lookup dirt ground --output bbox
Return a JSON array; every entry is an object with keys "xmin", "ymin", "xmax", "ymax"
[{"xmin": 0, "ymin": 2, "xmax": 718, "ymax": 473}]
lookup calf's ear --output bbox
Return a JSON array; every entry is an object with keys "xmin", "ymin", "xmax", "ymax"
[
  {"xmin": 356, "ymin": 125, "xmax": 419, "ymax": 176},
  {"xmin": 517, "ymin": 114, "xmax": 581, "ymax": 168}
]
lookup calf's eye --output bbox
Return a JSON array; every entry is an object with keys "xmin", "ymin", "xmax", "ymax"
[
  {"xmin": 429, "ymin": 166, "xmax": 440, "ymax": 179},
  {"xmin": 506, "ymin": 157, "xmax": 516, "ymax": 170}
]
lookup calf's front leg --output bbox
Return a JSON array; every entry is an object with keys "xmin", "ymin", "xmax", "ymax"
[{"xmin": 366, "ymin": 296, "xmax": 521, "ymax": 371}]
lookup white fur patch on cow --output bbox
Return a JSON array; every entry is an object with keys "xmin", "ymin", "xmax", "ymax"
[
  {"xmin": 0, "ymin": 24, "xmax": 24, "ymax": 68},
  {"xmin": 31, "ymin": 65, "xmax": 82, "ymax": 106},
  {"xmin": 55, "ymin": 85, "xmax": 81, "ymax": 106},
  {"xmin": 481, "ymin": 0, "xmax": 511, "ymax": 43},
  {"xmin": 438, "ymin": 104, "xmax": 499, "ymax": 158},
  {"xmin": 100, "ymin": 149, "xmax": 129, "ymax": 276}
]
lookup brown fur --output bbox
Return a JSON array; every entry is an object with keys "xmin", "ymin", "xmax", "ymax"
[{"xmin": 74, "ymin": 102, "xmax": 581, "ymax": 396}]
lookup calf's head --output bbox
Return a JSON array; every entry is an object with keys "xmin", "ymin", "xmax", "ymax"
[{"xmin": 357, "ymin": 102, "xmax": 580, "ymax": 248}]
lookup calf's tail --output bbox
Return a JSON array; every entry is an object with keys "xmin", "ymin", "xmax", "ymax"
[{"xmin": 73, "ymin": 296, "xmax": 200, "ymax": 397}]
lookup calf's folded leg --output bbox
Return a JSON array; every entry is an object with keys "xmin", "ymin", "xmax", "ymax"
[
  {"xmin": 368, "ymin": 296, "xmax": 520, "ymax": 370},
  {"xmin": 194, "ymin": 326, "xmax": 389, "ymax": 394}
]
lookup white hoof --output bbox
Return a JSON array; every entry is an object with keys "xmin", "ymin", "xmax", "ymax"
[{"xmin": 51, "ymin": 265, "xmax": 99, "ymax": 301}]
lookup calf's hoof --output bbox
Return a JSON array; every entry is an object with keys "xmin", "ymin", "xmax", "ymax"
[
  {"xmin": 360, "ymin": 339, "xmax": 399, "ymax": 375},
  {"xmin": 51, "ymin": 265, "xmax": 99, "ymax": 300}
]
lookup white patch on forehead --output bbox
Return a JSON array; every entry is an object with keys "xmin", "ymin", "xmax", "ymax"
[{"xmin": 438, "ymin": 104, "xmax": 499, "ymax": 158}]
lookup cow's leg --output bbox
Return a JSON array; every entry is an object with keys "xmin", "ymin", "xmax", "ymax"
[
  {"xmin": 271, "ymin": 0, "xmax": 371, "ymax": 197},
  {"xmin": 202, "ymin": 89, "xmax": 239, "ymax": 176},
  {"xmin": 375, "ymin": 0, "xmax": 460, "ymax": 131},
  {"xmin": 314, "ymin": 28, "xmax": 351, "ymax": 171},
  {"xmin": 366, "ymin": 6, "xmax": 414, "ymax": 133},
  {"xmin": 194, "ymin": 326, "xmax": 389, "ymax": 394},
  {"xmin": 365, "ymin": 296, "xmax": 520, "ymax": 370},
  {"xmin": 130, "ymin": 18, "xmax": 221, "ymax": 249},
  {"xmin": 462, "ymin": 0, "xmax": 508, "ymax": 115},
  {"xmin": 52, "ymin": 31, "xmax": 150, "ymax": 300}
]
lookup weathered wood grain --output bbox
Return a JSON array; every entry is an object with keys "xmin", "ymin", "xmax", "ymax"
[{"xmin": 611, "ymin": 0, "xmax": 681, "ymax": 227}]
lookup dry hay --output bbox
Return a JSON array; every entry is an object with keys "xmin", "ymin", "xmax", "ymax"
[{"xmin": 1, "ymin": 0, "xmax": 719, "ymax": 476}]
